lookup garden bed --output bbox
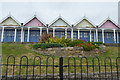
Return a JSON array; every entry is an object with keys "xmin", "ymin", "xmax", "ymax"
[{"xmin": 33, "ymin": 45, "xmax": 106, "ymax": 57}]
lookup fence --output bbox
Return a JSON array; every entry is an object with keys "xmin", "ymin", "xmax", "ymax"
[{"xmin": 1, "ymin": 55, "xmax": 120, "ymax": 80}]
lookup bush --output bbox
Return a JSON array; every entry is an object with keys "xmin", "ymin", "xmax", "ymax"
[
  {"xmin": 76, "ymin": 43, "xmax": 96, "ymax": 51},
  {"xmin": 33, "ymin": 43, "xmax": 64, "ymax": 49},
  {"xmin": 40, "ymin": 33, "xmax": 53, "ymax": 43},
  {"xmin": 92, "ymin": 42, "xmax": 103, "ymax": 45},
  {"xmin": 67, "ymin": 39, "xmax": 85, "ymax": 47},
  {"xmin": 33, "ymin": 44, "xmax": 41, "ymax": 49},
  {"xmin": 47, "ymin": 37, "xmax": 72, "ymax": 46},
  {"xmin": 87, "ymin": 42, "xmax": 103, "ymax": 48}
]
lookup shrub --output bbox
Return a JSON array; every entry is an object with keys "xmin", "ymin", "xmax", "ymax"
[
  {"xmin": 76, "ymin": 43, "xmax": 96, "ymax": 51},
  {"xmin": 40, "ymin": 33, "xmax": 53, "ymax": 43},
  {"xmin": 48, "ymin": 37, "xmax": 72, "ymax": 46},
  {"xmin": 33, "ymin": 44, "xmax": 41, "ymax": 49},
  {"xmin": 88, "ymin": 42, "xmax": 103, "ymax": 48},
  {"xmin": 33, "ymin": 43, "xmax": 64, "ymax": 49},
  {"xmin": 67, "ymin": 39, "xmax": 85, "ymax": 47},
  {"xmin": 92, "ymin": 42, "xmax": 103, "ymax": 45}
]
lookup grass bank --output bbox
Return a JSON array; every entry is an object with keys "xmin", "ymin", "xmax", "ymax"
[{"xmin": 1, "ymin": 43, "xmax": 120, "ymax": 75}]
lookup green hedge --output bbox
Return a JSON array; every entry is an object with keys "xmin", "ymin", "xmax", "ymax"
[{"xmin": 33, "ymin": 43, "xmax": 64, "ymax": 49}]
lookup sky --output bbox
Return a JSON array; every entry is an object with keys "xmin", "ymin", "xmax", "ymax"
[{"xmin": 0, "ymin": 2, "xmax": 118, "ymax": 26}]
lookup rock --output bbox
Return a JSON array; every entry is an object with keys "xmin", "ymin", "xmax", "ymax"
[
  {"xmin": 38, "ymin": 48, "xmax": 42, "ymax": 51},
  {"xmin": 75, "ymin": 47, "xmax": 83, "ymax": 50},
  {"xmin": 60, "ymin": 48, "xmax": 64, "ymax": 50},
  {"xmin": 47, "ymin": 48, "xmax": 53, "ymax": 51},
  {"xmin": 100, "ymin": 45, "xmax": 106, "ymax": 49},
  {"xmin": 65, "ymin": 47, "xmax": 74, "ymax": 51}
]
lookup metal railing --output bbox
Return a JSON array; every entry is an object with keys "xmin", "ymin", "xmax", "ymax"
[{"xmin": 1, "ymin": 55, "xmax": 120, "ymax": 80}]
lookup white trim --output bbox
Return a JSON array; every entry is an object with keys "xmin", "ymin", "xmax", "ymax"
[
  {"xmin": 71, "ymin": 28, "xmax": 73, "ymax": 40},
  {"xmin": 102, "ymin": 29, "xmax": 104, "ymax": 43},
  {"xmin": 40, "ymin": 28, "xmax": 42, "ymax": 36},
  {"xmin": 90, "ymin": 29, "xmax": 92, "ymax": 42},
  {"xmin": 113, "ymin": 29, "xmax": 116, "ymax": 43},
  {"xmin": 47, "ymin": 28, "xmax": 49, "ymax": 34},
  {"xmin": 117, "ymin": 31, "xmax": 119, "ymax": 43},
  {"xmin": 65, "ymin": 28, "xmax": 67, "ymax": 39},
  {"xmin": 76, "ymin": 28, "xmax": 96, "ymax": 30},
  {"xmin": 1, "ymin": 27, "xmax": 4, "ymax": 42},
  {"xmin": 94, "ymin": 31, "xmax": 96, "ymax": 42},
  {"xmin": 21, "ymin": 27, "xmax": 24, "ymax": 42},
  {"xmin": 53, "ymin": 28, "xmax": 55, "ymax": 37},
  {"xmin": 78, "ymin": 29, "xmax": 80, "ymax": 39},
  {"xmin": 96, "ymin": 29, "xmax": 98, "ymax": 42},
  {"xmin": 14, "ymin": 28, "xmax": 17, "ymax": 42},
  {"xmin": 27, "ymin": 27, "xmax": 30, "ymax": 42}
]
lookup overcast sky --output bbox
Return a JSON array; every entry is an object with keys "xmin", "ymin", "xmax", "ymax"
[{"xmin": 0, "ymin": 2, "xmax": 118, "ymax": 26}]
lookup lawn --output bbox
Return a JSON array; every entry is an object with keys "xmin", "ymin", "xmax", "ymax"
[{"xmin": 1, "ymin": 43, "xmax": 120, "ymax": 75}]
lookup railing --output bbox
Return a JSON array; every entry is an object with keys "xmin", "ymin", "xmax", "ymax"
[{"xmin": 1, "ymin": 55, "xmax": 120, "ymax": 80}]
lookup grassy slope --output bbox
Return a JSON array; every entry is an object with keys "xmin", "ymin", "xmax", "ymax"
[
  {"xmin": 1, "ymin": 43, "xmax": 120, "ymax": 75},
  {"xmin": 2, "ymin": 43, "xmax": 119, "ymax": 62}
]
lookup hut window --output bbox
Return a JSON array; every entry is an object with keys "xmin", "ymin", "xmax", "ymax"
[{"xmin": 84, "ymin": 32, "xmax": 88, "ymax": 38}]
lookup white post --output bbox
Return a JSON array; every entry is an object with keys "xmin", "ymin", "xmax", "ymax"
[
  {"xmin": 39, "ymin": 28, "xmax": 42, "ymax": 40},
  {"xmin": 117, "ymin": 31, "xmax": 119, "ymax": 43},
  {"xmin": 53, "ymin": 28, "xmax": 55, "ymax": 37},
  {"xmin": 21, "ymin": 27, "xmax": 23, "ymax": 42},
  {"xmin": 90, "ymin": 29, "xmax": 92, "ymax": 42},
  {"xmin": 96, "ymin": 29, "xmax": 98, "ymax": 42},
  {"xmin": 14, "ymin": 28, "xmax": 17, "ymax": 42},
  {"xmin": 94, "ymin": 31, "xmax": 96, "ymax": 42},
  {"xmin": 78, "ymin": 29, "xmax": 80, "ymax": 39},
  {"xmin": 27, "ymin": 27, "xmax": 30, "ymax": 42},
  {"xmin": 65, "ymin": 28, "xmax": 67, "ymax": 39},
  {"xmin": 102, "ymin": 29, "xmax": 104, "ymax": 43},
  {"xmin": 1, "ymin": 27, "xmax": 4, "ymax": 42},
  {"xmin": 47, "ymin": 28, "xmax": 49, "ymax": 34},
  {"xmin": 71, "ymin": 28, "xmax": 73, "ymax": 40},
  {"xmin": 40, "ymin": 28, "xmax": 42, "ymax": 37},
  {"xmin": 113, "ymin": 29, "xmax": 116, "ymax": 43}
]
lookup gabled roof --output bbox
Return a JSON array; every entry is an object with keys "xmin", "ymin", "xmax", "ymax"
[
  {"xmin": 98, "ymin": 17, "xmax": 118, "ymax": 28},
  {"xmin": 74, "ymin": 16, "xmax": 96, "ymax": 28},
  {"xmin": 49, "ymin": 15, "xmax": 71, "ymax": 27},
  {"xmin": 0, "ymin": 14, "xmax": 21, "ymax": 26},
  {"xmin": 24, "ymin": 14, "xmax": 45, "ymax": 27}
]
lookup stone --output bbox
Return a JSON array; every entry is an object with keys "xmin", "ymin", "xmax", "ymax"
[
  {"xmin": 65, "ymin": 47, "xmax": 74, "ymax": 51},
  {"xmin": 75, "ymin": 47, "xmax": 83, "ymax": 50},
  {"xmin": 47, "ymin": 48, "xmax": 53, "ymax": 51},
  {"xmin": 38, "ymin": 48, "xmax": 41, "ymax": 50}
]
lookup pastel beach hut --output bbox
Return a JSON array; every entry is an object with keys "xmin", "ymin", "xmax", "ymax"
[
  {"xmin": 0, "ymin": 14, "xmax": 20, "ymax": 42},
  {"xmin": 49, "ymin": 15, "xmax": 71, "ymax": 38},
  {"xmin": 98, "ymin": 17, "xmax": 119, "ymax": 43},
  {"xmin": 23, "ymin": 15, "xmax": 46, "ymax": 42},
  {"xmin": 74, "ymin": 16, "xmax": 96, "ymax": 42}
]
